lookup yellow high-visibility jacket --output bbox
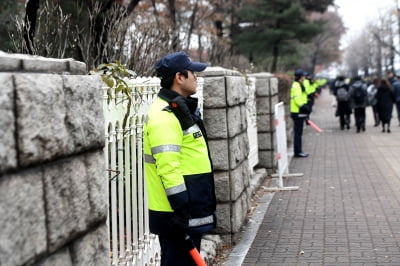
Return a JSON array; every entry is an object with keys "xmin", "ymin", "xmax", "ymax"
[
  {"xmin": 144, "ymin": 88, "xmax": 216, "ymax": 235},
  {"xmin": 303, "ymin": 79, "xmax": 312, "ymax": 95},
  {"xmin": 290, "ymin": 81, "xmax": 308, "ymax": 114},
  {"xmin": 304, "ymin": 79, "xmax": 317, "ymax": 96}
]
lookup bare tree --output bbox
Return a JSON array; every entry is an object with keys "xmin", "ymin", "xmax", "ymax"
[
  {"xmin": 303, "ymin": 10, "xmax": 345, "ymax": 74},
  {"xmin": 344, "ymin": 30, "xmax": 376, "ymax": 77},
  {"xmin": 344, "ymin": 3, "xmax": 400, "ymax": 77}
]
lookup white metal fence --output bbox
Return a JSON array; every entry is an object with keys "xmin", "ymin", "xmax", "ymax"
[
  {"xmin": 103, "ymin": 77, "xmax": 204, "ymax": 266},
  {"xmin": 103, "ymin": 77, "xmax": 160, "ymax": 266}
]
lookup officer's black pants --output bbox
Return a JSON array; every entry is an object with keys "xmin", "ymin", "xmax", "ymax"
[
  {"xmin": 159, "ymin": 233, "xmax": 202, "ymax": 266},
  {"xmin": 291, "ymin": 113, "xmax": 306, "ymax": 155}
]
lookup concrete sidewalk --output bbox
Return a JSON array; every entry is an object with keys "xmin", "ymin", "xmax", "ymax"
[{"xmin": 224, "ymin": 87, "xmax": 400, "ymax": 265}]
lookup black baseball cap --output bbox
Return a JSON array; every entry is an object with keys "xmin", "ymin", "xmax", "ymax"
[
  {"xmin": 294, "ymin": 68, "xmax": 305, "ymax": 77},
  {"xmin": 155, "ymin": 51, "xmax": 207, "ymax": 79}
]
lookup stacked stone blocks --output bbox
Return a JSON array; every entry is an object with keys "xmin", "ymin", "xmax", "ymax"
[
  {"xmin": 249, "ymin": 73, "xmax": 280, "ymax": 174},
  {"xmin": 0, "ymin": 52, "xmax": 109, "ymax": 266},
  {"xmin": 202, "ymin": 67, "xmax": 255, "ymax": 242}
]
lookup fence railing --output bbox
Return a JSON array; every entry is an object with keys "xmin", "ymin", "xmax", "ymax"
[{"xmin": 103, "ymin": 77, "xmax": 204, "ymax": 266}]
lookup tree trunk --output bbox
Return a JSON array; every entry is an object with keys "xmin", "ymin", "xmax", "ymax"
[
  {"xmin": 376, "ymin": 35, "xmax": 382, "ymax": 78},
  {"xmin": 397, "ymin": 0, "xmax": 400, "ymax": 57},
  {"xmin": 185, "ymin": 0, "xmax": 199, "ymax": 50},
  {"xmin": 363, "ymin": 66, "xmax": 369, "ymax": 76},
  {"xmin": 215, "ymin": 21, "xmax": 223, "ymax": 37},
  {"xmin": 93, "ymin": 0, "xmax": 114, "ymax": 64},
  {"xmin": 389, "ymin": 21, "xmax": 395, "ymax": 71},
  {"xmin": 126, "ymin": 0, "xmax": 141, "ymax": 14},
  {"xmin": 167, "ymin": 0, "xmax": 179, "ymax": 50},
  {"xmin": 24, "ymin": 0, "xmax": 40, "ymax": 54},
  {"xmin": 271, "ymin": 44, "xmax": 279, "ymax": 73},
  {"xmin": 198, "ymin": 33, "xmax": 203, "ymax": 61},
  {"xmin": 310, "ymin": 47, "xmax": 319, "ymax": 75}
]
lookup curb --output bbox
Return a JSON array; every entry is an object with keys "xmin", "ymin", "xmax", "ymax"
[{"xmin": 223, "ymin": 184, "xmax": 276, "ymax": 266}]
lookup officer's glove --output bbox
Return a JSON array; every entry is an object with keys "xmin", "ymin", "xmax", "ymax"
[
  {"xmin": 168, "ymin": 209, "xmax": 190, "ymax": 237},
  {"xmin": 184, "ymin": 234, "xmax": 196, "ymax": 250},
  {"xmin": 299, "ymin": 104, "xmax": 310, "ymax": 115},
  {"xmin": 169, "ymin": 96, "xmax": 195, "ymax": 130}
]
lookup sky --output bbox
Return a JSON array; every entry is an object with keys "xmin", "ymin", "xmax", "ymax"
[{"xmin": 334, "ymin": 0, "xmax": 397, "ymax": 45}]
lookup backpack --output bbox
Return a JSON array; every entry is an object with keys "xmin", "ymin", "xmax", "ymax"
[
  {"xmin": 336, "ymin": 87, "xmax": 349, "ymax": 102},
  {"xmin": 353, "ymin": 85, "xmax": 366, "ymax": 104},
  {"xmin": 367, "ymin": 85, "xmax": 377, "ymax": 105}
]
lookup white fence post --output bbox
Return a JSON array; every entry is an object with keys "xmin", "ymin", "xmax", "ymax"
[
  {"xmin": 246, "ymin": 77, "xmax": 259, "ymax": 173},
  {"xmin": 266, "ymin": 102, "xmax": 303, "ymax": 191}
]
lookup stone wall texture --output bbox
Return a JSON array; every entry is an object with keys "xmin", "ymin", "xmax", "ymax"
[
  {"xmin": 202, "ymin": 67, "xmax": 278, "ymax": 243},
  {"xmin": 0, "ymin": 51, "xmax": 108, "ymax": 266}
]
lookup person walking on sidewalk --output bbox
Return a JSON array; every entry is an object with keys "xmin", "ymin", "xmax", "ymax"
[
  {"xmin": 290, "ymin": 69, "xmax": 310, "ymax": 158},
  {"xmin": 392, "ymin": 77, "xmax": 400, "ymax": 126},
  {"xmin": 349, "ymin": 76, "xmax": 368, "ymax": 133},
  {"xmin": 376, "ymin": 78, "xmax": 395, "ymax": 133},
  {"xmin": 367, "ymin": 78, "xmax": 380, "ymax": 127},
  {"xmin": 333, "ymin": 75, "xmax": 352, "ymax": 130},
  {"xmin": 144, "ymin": 51, "xmax": 217, "ymax": 266},
  {"xmin": 387, "ymin": 69, "xmax": 396, "ymax": 85}
]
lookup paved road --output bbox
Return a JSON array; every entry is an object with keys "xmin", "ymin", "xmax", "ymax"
[{"xmin": 225, "ymin": 87, "xmax": 400, "ymax": 266}]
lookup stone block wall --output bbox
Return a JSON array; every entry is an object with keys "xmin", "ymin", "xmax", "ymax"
[
  {"xmin": 0, "ymin": 52, "xmax": 109, "ymax": 266},
  {"xmin": 249, "ymin": 73, "xmax": 280, "ymax": 174},
  {"xmin": 202, "ymin": 67, "xmax": 272, "ymax": 243}
]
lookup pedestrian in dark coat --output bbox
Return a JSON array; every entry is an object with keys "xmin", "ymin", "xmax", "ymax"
[
  {"xmin": 367, "ymin": 78, "xmax": 380, "ymax": 126},
  {"xmin": 349, "ymin": 76, "xmax": 368, "ymax": 133},
  {"xmin": 392, "ymin": 77, "xmax": 400, "ymax": 126},
  {"xmin": 376, "ymin": 78, "xmax": 395, "ymax": 133},
  {"xmin": 333, "ymin": 76, "xmax": 351, "ymax": 130}
]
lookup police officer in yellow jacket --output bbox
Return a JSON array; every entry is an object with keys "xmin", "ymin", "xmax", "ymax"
[
  {"xmin": 304, "ymin": 73, "xmax": 327, "ymax": 114},
  {"xmin": 303, "ymin": 72, "xmax": 316, "ymax": 113},
  {"xmin": 291, "ymin": 69, "xmax": 310, "ymax": 158},
  {"xmin": 144, "ymin": 51, "xmax": 216, "ymax": 266}
]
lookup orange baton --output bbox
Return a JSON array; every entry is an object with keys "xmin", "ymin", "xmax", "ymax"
[
  {"xmin": 188, "ymin": 246, "xmax": 207, "ymax": 266},
  {"xmin": 185, "ymin": 235, "xmax": 207, "ymax": 266},
  {"xmin": 307, "ymin": 120, "xmax": 323, "ymax": 133}
]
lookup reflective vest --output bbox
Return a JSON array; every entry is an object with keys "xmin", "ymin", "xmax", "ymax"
[
  {"xmin": 290, "ymin": 81, "xmax": 308, "ymax": 113},
  {"xmin": 303, "ymin": 79, "xmax": 312, "ymax": 95},
  {"xmin": 143, "ymin": 88, "xmax": 216, "ymax": 234},
  {"xmin": 304, "ymin": 78, "xmax": 318, "ymax": 96}
]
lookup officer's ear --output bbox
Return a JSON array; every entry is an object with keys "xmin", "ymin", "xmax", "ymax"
[{"xmin": 175, "ymin": 72, "xmax": 186, "ymax": 85}]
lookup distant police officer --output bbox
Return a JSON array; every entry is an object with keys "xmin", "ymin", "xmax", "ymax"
[
  {"xmin": 144, "ymin": 51, "xmax": 217, "ymax": 266},
  {"xmin": 290, "ymin": 69, "xmax": 310, "ymax": 158},
  {"xmin": 303, "ymin": 72, "xmax": 316, "ymax": 113},
  {"xmin": 304, "ymin": 72, "xmax": 327, "ymax": 115}
]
